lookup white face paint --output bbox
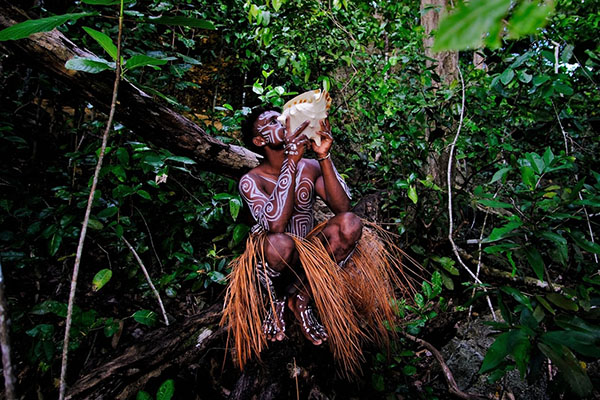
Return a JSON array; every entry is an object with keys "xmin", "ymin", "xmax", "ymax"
[{"xmin": 255, "ymin": 110, "xmax": 285, "ymax": 145}]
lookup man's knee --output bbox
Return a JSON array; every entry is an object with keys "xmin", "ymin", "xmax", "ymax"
[
  {"xmin": 336, "ymin": 212, "xmax": 363, "ymax": 244},
  {"xmin": 265, "ymin": 233, "xmax": 295, "ymax": 270}
]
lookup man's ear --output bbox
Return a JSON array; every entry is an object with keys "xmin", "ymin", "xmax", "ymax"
[{"xmin": 252, "ymin": 136, "xmax": 266, "ymax": 147}]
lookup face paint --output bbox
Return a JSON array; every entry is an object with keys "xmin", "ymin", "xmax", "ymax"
[{"xmin": 255, "ymin": 111, "xmax": 285, "ymax": 145}]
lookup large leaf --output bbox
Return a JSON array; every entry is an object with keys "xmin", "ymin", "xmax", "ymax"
[
  {"xmin": 479, "ymin": 331, "xmax": 511, "ymax": 374},
  {"xmin": 156, "ymin": 379, "xmax": 175, "ymax": 400},
  {"xmin": 65, "ymin": 56, "xmax": 115, "ymax": 73},
  {"xmin": 433, "ymin": 0, "xmax": 511, "ymax": 51},
  {"xmin": 146, "ymin": 16, "xmax": 216, "ymax": 30},
  {"xmin": 525, "ymin": 246, "xmax": 545, "ymax": 281},
  {"xmin": 82, "ymin": 26, "xmax": 118, "ymax": 61},
  {"xmin": 538, "ymin": 342, "xmax": 593, "ymax": 397},
  {"xmin": 483, "ymin": 217, "xmax": 522, "ymax": 242},
  {"xmin": 125, "ymin": 55, "xmax": 173, "ymax": 71},
  {"xmin": 508, "ymin": 329, "xmax": 531, "ymax": 378},
  {"xmin": 507, "ymin": 0, "xmax": 555, "ymax": 38},
  {"xmin": 0, "ymin": 12, "xmax": 95, "ymax": 41}
]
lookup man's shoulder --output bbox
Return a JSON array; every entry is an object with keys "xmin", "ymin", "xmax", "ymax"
[{"xmin": 300, "ymin": 158, "xmax": 321, "ymax": 174}]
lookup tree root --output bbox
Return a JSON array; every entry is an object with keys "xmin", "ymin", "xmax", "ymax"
[{"xmin": 403, "ymin": 333, "xmax": 488, "ymax": 400}]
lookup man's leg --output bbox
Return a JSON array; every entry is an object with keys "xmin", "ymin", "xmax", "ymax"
[
  {"xmin": 264, "ymin": 232, "xmax": 329, "ymax": 345},
  {"xmin": 317, "ymin": 211, "xmax": 363, "ymax": 265}
]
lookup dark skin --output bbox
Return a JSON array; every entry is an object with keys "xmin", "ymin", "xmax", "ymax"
[{"xmin": 240, "ymin": 111, "xmax": 363, "ymax": 345}]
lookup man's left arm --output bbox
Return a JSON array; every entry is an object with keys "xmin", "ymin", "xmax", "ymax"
[{"xmin": 313, "ymin": 119, "xmax": 351, "ymax": 214}]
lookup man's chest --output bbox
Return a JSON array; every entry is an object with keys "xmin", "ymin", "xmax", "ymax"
[{"xmin": 259, "ymin": 163, "xmax": 317, "ymax": 208}]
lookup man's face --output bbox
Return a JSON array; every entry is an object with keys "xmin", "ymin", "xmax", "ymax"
[{"xmin": 254, "ymin": 110, "xmax": 285, "ymax": 145}]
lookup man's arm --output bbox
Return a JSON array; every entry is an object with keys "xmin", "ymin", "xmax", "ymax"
[{"xmin": 313, "ymin": 119, "xmax": 351, "ymax": 214}]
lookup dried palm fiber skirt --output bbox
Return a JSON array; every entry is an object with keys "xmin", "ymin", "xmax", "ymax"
[{"xmin": 220, "ymin": 220, "xmax": 418, "ymax": 376}]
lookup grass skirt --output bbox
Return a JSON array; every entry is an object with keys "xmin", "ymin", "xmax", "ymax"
[{"xmin": 220, "ymin": 220, "xmax": 420, "ymax": 376}]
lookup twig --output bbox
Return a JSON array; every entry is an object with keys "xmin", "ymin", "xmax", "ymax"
[
  {"xmin": 552, "ymin": 101, "xmax": 598, "ymax": 264},
  {"xmin": 403, "ymin": 333, "xmax": 487, "ymax": 400},
  {"xmin": 134, "ymin": 206, "xmax": 163, "ymax": 273},
  {"xmin": 121, "ymin": 236, "xmax": 169, "ymax": 326},
  {"xmin": 0, "ymin": 261, "xmax": 17, "ymax": 400},
  {"xmin": 58, "ymin": 2, "xmax": 125, "ymax": 399},
  {"xmin": 446, "ymin": 65, "xmax": 496, "ymax": 320}
]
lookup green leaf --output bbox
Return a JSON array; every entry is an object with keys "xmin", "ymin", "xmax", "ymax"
[
  {"xmin": 570, "ymin": 231, "xmax": 600, "ymax": 254},
  {"xmin": 509, "ymin": 329, "xmax": 531, "ymax": 377},
  {"xmin": 146, "ymin": 16, "xmax": 215, "ymax": 30},
  {"xmin": 65, "ymin": 56, "xmax": 115, "ymax": 73},
  {"xmin": 125, "ymin": 54, "xmax": 171, "ymax": 71},
  {"xmin": 407, "ymin": 185, "xmax": 418, "ymax": 204},
  {"xmin": 477, "ymin": 199, "xmax": 513, "ymax": 208},
  {"xmin": 272, "ymin": 0, "xmax": 284, "ymax": 12},
  {"xmin": 92, "ymin": 269, "xmax": 112, "ymax": 291},
  {"xmin": 546, "ymin": 293, "xmax": 578, "ymax": 311},
  {"xmin": 133, "ymin": 310, "xmax": 157, "ymax": 326},
  {"xmin": 103, "ymin": 318, "xmax": 120, "ymax": 337},
  {"xmin": 542, "ymin": 147, "xmax": 555, "ymax": 168},
  {"xmin": 165, "ymin": 155, "xmax": 196, "ymax": 164},
  {"xmin": 520, "ymin": 166, "xmax": 536, "ymax": 189},
  {"xmin": 229, "ymin": 198, "xmax": 241, "ymax": 221},
  {"xmin": 31, "ymin": 300, "xmax": 68, "ymax": 317},
  {"xmin": 525, "ymin": 246, "xmax": 545, "ymax": 281},
  {"xmin": 553, "ymin": 82, "xmax": 573, "ymax": 96},
  {"xmin": 0, "ymin": 12, "xmax": 96, "ymax": 41},
  {"xmin": 83, "ymin": 27, "xmax": 117, "ymax": 61},
  {"xmin": 137, "ymin": 190, "xmax": 151, "ymax": 200},
  {"xmin": 433, "ymin": 0, "xmax": 511, "ymax": 51},
  {"xmin": 483, "ymin": 217, "xmax": 522, "ymax": 242},
  {"xmin": 490, "ymin": 166, "xmax": 512, "ymax": 183},
  {"xmin": 500, "ymin": 68, "xmax": 515, "ymax": 85},
  {"xmin": 88, "ymin": 219, "xmax": 104, "ymax": 230},
  {"xmin": 479, "ymin": 331, "xmax": 511, "ymax": 374},
  {"xmin": 136, "ymin": 391, "xmax": 152, "ymax": 400},
  {"xmin": 156, "ymin": 379, "xmax": 175, "ymax": 400},
  {"xmin": 501, "ymin": 286, "xmax": 533, "ymax": 311},
  {"xmin": 232, "ymin": 224, "xmax": 250, "ymax": 245},
  {"xmin": 507, "ymin": 0, "xmax": 555, "ymax": 38},
  {"xmin": 49, "ymin": 232, "xmax": 62, "ymax": 256},
  {"xmin": 538, "ymin": 342, "xmax": 593, "ymax": 397}
]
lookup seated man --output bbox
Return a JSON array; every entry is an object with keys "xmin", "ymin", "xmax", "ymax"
[
  {"xmin": 237, "ymin": 107, "xmax": 362, "ymax": 345},
  {"xmin": 222, "ymin": 107, "xmax": 408, "ymax": 375}
]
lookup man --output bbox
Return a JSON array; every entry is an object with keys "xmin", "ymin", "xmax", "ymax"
[
  {"xmin": 222, "ymin": 107, "xmax": 410, "ymax": 375},
  {"xmin": 237, "ymin": 107, "xmax": 362, "ymax": 345}
]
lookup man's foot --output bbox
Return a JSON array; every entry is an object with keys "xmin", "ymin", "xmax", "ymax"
[
  {"xmin": 263, "ymin": 297, "xmax": 286, "ymax": 342},
  {"xmin": 288, "ymin": 292, "xmax": 328, "ymax": 345}
]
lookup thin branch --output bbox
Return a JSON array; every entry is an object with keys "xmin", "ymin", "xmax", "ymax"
[
  {"xmin": 121, "ymin": 236, "xmax": 169, "ymax": 326},
  {"xmin": 552, "ymin": 101, "xmax": 598, "ymax": 264},
  {"xmin": 0, "ymin": 261, "xmax": 17, "ymax": 400},
  {"xmin": 446, "ymin": 65, "xmax": 496, "ymax": 320},
  {"xmin": 403, "ymin": 333, "xmax": 487, "ymax": 400},
  {"xmin": 134, "ymin": 206, "xmax": 163, "ymax": 273},
  {"xmin": 58, "ymin": 2, "xmax": 125, "ymax": 399}
]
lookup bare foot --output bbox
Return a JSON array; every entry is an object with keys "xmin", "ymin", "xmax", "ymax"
[
  {"xmin": 288, "ymin": 292, "xmax": 328, "ymax": 345},
  {"xmin": 263, "ymin": 297, "xmax": 286, "ymax": 342}
]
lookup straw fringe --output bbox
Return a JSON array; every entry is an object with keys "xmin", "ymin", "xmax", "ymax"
[{"xmin": 221, "ymin": 219, "xmax": 424, "ymax": 375}]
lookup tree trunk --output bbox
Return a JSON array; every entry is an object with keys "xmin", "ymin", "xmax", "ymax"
[
  {"xmin": 420, "ymin": 0, "xmax": 458, "ymax": 187},
  {"xmin": 0, "ymin": 0, "xmax": 259, "ymax": 178},
  {"xmin": 420, "ymin": 0, "xmax": 458, "ymax": 86}
]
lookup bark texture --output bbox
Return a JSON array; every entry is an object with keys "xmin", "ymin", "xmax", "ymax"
[
  {"xmin": 420, "ymin": 0, "xmax": 458, "ymax": 86},
  {"xmin": 0, "ymin": 0, "xmax": 259, "ymax": 177}
]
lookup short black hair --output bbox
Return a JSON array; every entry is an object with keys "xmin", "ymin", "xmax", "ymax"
[{"xmin": 241, "ymin": 106, "xmax": 278, "ymax": 154}]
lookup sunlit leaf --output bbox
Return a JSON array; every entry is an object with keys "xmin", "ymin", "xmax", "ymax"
[
  {"xmin": 83, "ymin": 26, "xmax": 117, "ymax": 61},
  {"xmin": 65, "ymin": 56, "xmax": 115, "ymax": 74},
  {"xmin": 508, "ymin": 0, "xmax": 555, "ymax": 39},
  {"xmin": 156, "ymin": 379, "xmax": 175, "ymax": 400},
  {"xmin": 133, "ymin": 310, "xmax": 157, "ymax": 326},
  {"xmin": 0, "ymin": 12, "xmax": 96, "ymax": 41},
  {"xmin": 92, "ymin": 269, "xmax": 112, "ymax": 291},
  {"xmin": 433, "ymin": 0, "xmax": 511, "ymax": 51}
]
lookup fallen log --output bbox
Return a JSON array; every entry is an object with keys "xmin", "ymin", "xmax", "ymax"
[
  {"xmin": 66, "ymin": 304, "xmax": 224, "ymax": 399},
  {"xmin": 0, "ymin": 0, "xmax": 259, "ymax": 177}
]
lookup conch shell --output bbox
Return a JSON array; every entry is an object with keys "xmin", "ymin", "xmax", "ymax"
[{"xmin": 277, "ymin": 89, "xmax": 331, "ymax": 146}]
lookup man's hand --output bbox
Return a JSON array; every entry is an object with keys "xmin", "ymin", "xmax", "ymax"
[
  {"xmin": 312, "ymin": 118, "xmax": 333, "ymax": 158},
  {"xmin": 284, "ymin": 116, "xmax": 310, "ymax": 163}
]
